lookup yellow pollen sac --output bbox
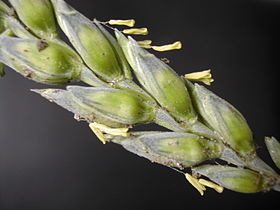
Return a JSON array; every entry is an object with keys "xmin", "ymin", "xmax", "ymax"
[
  {"xmin": 122, "ymin": 28, "xmax": 148, "ymax": 35},
  {"xmin": 184, "ymin": 173, "xmax": 206, "ymax": 196},
  {"xmin": 108, "ymin": 19, "xmax": 136, "ymax": 27},
  {"xmin": 151, "ymin": 41, "xmax": 182, "ymax": 51},
  {"xmin": 137, "ymin": 40, "xmax": 152, "ymax": 45},
  {"xmin": 89, "ymin": 123, "xmax": 107, "ymax": 144},
  {"xmin": 184, "ymin": 69, "xmax": 214, "ymax": 85},
  {"xmin": 137, "ymin": 40, "xmax": 152, "ymax": 49},
  {"xmin": 90, "ymin": 122, "xmax": 129, "ymax": 137},
  {"xmin": 198, "ymin": 179, "xmax": 224, "ymax": 193}
]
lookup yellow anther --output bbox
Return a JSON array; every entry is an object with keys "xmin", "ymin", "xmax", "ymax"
[
  {"xmin": 137, "ymin": 40, "xmax": 152, "ymax": 49},
  {"xmin": 89, "ymin": 123, "xmax": 107, "ymax": 144},
  {"xmin": 91, "ymin": 122, "xmax": 129, "ymax": 137},
  {"xmin": 151, "ymin": 41, "xmax": 182, "ymax": 51},
  {"xmin": 201, "ymin": 180, "xmax": 224, "ymax": 194},
  {"xmin": 184, "ymin": 173, "xmax": 206, "ymax": 196},
  {"xmin": 184, "ymin": 69, "xmax": 214, "ymax": 85},
  {"xmin": 137, "ymin": 40, "xmax": 152, "ymax": 45},
  {"xmin": 198, "ymin": 179, "xmax": 224, "ymax": 193},
  {"xmin": 122, "ymin": 28, "xmax": 148, "ymax": 35},
  {"xmin": 108, "ymin": 19, "xmax": 135, "ymax": 27}
]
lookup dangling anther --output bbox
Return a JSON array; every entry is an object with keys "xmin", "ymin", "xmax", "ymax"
[
  {"xmin": 184, "ymin": 69, "xmax": 214, "ymax": 85},
  {"xmin": 122, "ymin": 28, "xmax": 148, "ymax": 35},
  {"xmin": 137, "ymin": 40, "xmax": 152, "ymax": 48},
  {"xmin": 152, "ymin": 41, "xmax": 182, "ymax": 51},
  {"xmin": 198, "ymin": 179, "xmax": 224, "ymax": 193},
  {"xmin": 184, "ymin": 173, "xmax": 206, "ymax": 196},
  {"xmin": 108, "ymin": 19, "xmax": 135, "ymax": 27}
]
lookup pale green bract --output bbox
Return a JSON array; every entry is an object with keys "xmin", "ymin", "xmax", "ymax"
[
  {"xmin": 9, "ymin": 0, "xmax": 58, "ymax": 39},
  {"xmin": 0, "ymin": 0, "xmax": 279, "ymax": 195}
]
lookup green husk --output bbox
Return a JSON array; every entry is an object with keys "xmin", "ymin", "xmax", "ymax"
[
  {"xmin": 265, "ymin": 137, "xmax": 280, "ymax": 169},
  {"xmin": 0, "ymin": 12, "xmax": 6, "ymax": 32},
  {"xmin": 94, "ymin": 19, "xmax": 132, "ymax": 80},
  {"xmin": 9, "ymin": 0, "xmax": 57, "ymax": 38},
  {"xmin": 4, "ymin": 15, "xmax": 36, "ymax": 38},
  {"xmin": 190, "ymin": 83, "xmax": 255, "ymax": 158},
  {"xmin": 116, "ymin": 31, "xmax": 196, "ymax": 124},
  {"xmin": 51, "ymin": 0, "xmax": 129, "ymax": 82},
  {"xmin": 0, "ymin": 1, "xmax": 10, "ymax": 13},
  {"xmin": 0, "ymin": 10, "xmax": 6, "ymax": 77},
  {"xmin": 110, "ymin": 132, "xmax": 224, "ymax": 169},
  {"xmin": 0, "ymin": 62, "xmax": 4, "ymax": 77},
  {"xmin": 0, "ymin": 36, "xmax": 82, "ymax": 84},
  {"xmin": 193, "ymin": 165, "xmax": 271, "ymax": 193},
  {"xmin": 33, "ymin": 86, "xmax": 156, "ymax": 126}
]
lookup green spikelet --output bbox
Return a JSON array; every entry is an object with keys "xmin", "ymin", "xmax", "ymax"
[{"xmin": 9, "ymin": 0, "xmax": 58, "ymax": 38}]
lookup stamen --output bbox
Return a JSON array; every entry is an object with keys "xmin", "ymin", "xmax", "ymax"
[
  {"xmin": 199, "ymin": 179, "xmax": 224, "ymax": 193},
  {"xmin": 137, "ymin": 40, "xmax": 152, "ymax": 49},
  {"xmin": 108, "ymin": 19, "xmax": 135, "ymax": 27},
  {"xmin": 184, "ymin": 69, "xmax": 214, "ymax": 85},
  {"xmin": 152, "ymin": 41, "xmax": 182, "ymax": 51},
  {"xmin": 89, "ymin": 123, "xmax": 107, "ymax": 144},
  {"xmin": 137, "ymin": 40, "xmax": 152, "ymax": 45},
  {"xmin": 184, "ymin": 173, "xmax": 206, "ymax": 196},
  {"xmin": 91, "ymin": 122, "xmax": 129, "ymax": 137},
  {"xmin": 122, "ymin": 28, "xmax": 148, "ymax": 35}
]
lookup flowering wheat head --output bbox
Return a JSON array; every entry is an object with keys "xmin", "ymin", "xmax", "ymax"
[{"xmin": 0, "ymin": 0, "xmax": 279, "ymax": 195}]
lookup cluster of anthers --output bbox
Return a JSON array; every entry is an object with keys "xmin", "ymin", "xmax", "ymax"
[{"xmin": 105, "ymin": 19, "xmax": 213, "ymax": 83}]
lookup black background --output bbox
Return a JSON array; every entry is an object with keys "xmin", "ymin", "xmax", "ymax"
[{"xmin": 0, "ymin": 0, "xmax": 279, "ymax": 209}]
